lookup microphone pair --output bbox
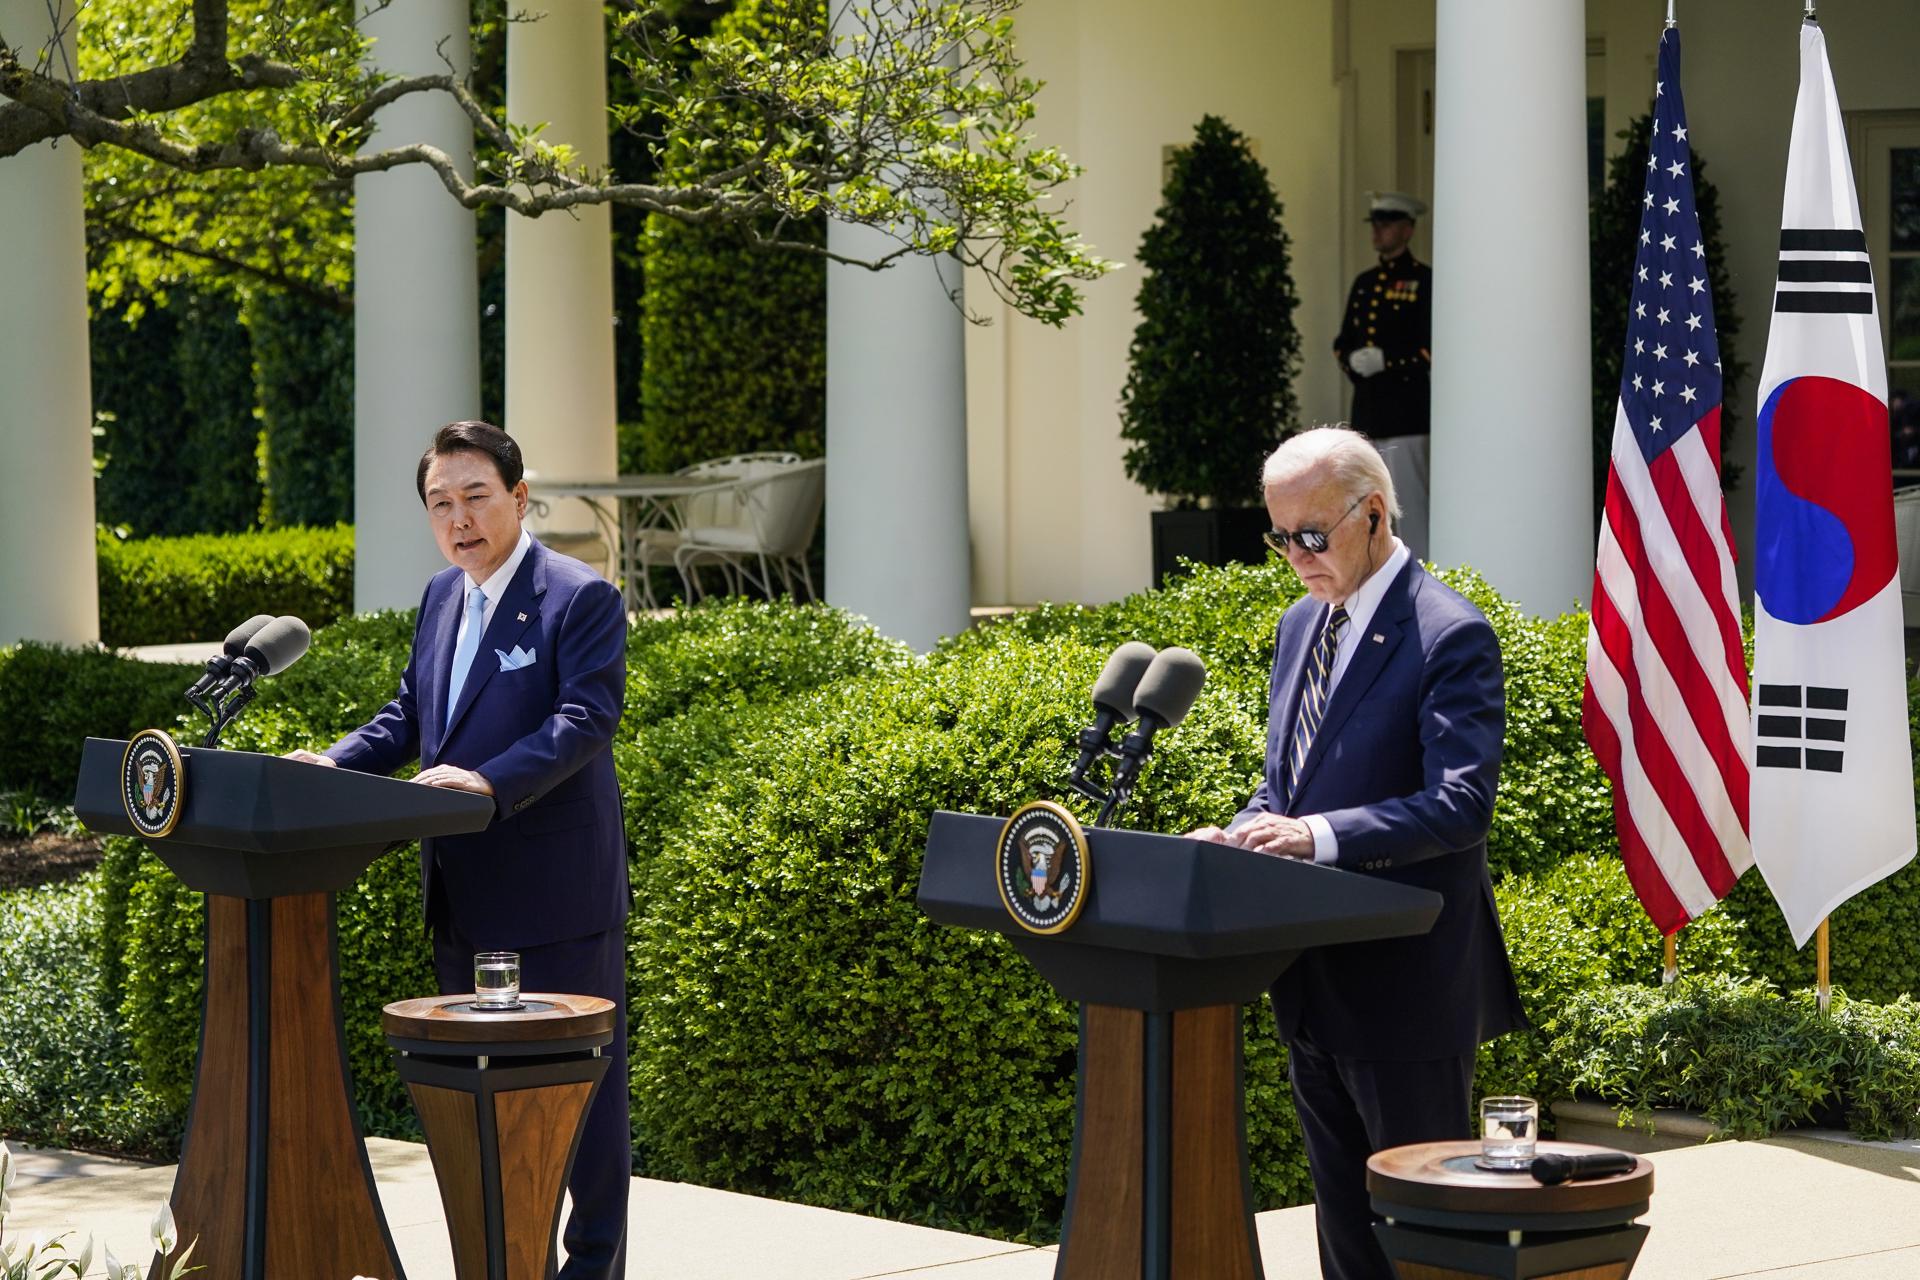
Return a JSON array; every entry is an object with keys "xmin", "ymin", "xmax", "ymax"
[
  {"xmin": 186, "ymin": 614, "xmax": 314, "ymax": 747},
  {"xmin": 1069, "ymin": 642, "xmax": 1208, "ymax": 825}
]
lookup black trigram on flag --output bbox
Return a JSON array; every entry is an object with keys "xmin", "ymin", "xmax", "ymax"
[
  {"xmin": 1775, "ymin": 229, "xmax": 1874, "ymax": 314},
  {"xmin": 1756, "ymin": 684, "xmax": 1848, "ymax": 771}
]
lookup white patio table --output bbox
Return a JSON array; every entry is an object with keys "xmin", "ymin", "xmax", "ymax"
[{"xmin": 531, "ymin": 473, "xmax": 738, "ymax": 610}]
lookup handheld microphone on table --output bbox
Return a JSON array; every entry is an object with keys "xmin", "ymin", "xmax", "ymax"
[
  {"xmin": 1067, "ymin": 642, "xmax": 1158, "ymax": 806},
  {"xmin": 200, "ymin": 616, "xmax": 313, "ymax": 748},
  {"xmin": 1094, "ymin": 647, "xmax": 1207, "ymax": 827},
  {"xmin": 183, "ymin": 614, "xmax": 276, "ymax": 722},
  {"xmin": 1529, "ymin": 1150, "xmax": 1637, "ymax": 1185}
]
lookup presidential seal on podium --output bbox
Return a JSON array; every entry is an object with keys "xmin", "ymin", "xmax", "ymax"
[
  {"xmin": 996, "ymin": 800, "xmax": 1090, "ymax": 935},
  {"xmin": 121, "ymin": 728, "xmax": 184, "ymax": 839}
]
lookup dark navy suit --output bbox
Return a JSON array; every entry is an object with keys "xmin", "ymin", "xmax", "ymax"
[
  {"xmin": 1235, "ymin": 558, "xmax": 1525, "ymax": 1280},
  {"xmin": 326, "ymin": 537, "xmax": 631, "ymax": 1280}
]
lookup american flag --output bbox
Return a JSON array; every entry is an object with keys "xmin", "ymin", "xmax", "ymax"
[{"xmin": 1583, "ymin": 26, "xmax": 1753, "ymax": 935}]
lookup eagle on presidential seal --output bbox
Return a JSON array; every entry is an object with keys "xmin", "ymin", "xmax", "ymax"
[{"xmin": 1018, "ymin": 824, "xmax": 1073, "ymax": 912}]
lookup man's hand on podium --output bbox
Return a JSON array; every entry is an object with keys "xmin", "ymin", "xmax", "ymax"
[
  {"xmin": 282, "ymin": 749, "xmax": 337, "ymax": 767},
  {"xmin": 1187, "ymin": 814, "xmax": 1314, "ymax": 859},
  {"xmin": 414, "ymin": 765, "xmax": 494, "ymax": 797}
]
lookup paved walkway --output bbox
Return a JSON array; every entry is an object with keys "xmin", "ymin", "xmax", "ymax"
[{"xmin": 5, "ymin": 1130, "xmax": 1920, "ymax": 1278}]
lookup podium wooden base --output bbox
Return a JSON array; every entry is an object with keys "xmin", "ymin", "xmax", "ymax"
[
  {"xmin": 166, "ymin": 892, "xmax": 400, "ymax": 1280},
  {"xmin": 1057, "ymin": 1004, "xmax": 1262, "ymax": 1280}
]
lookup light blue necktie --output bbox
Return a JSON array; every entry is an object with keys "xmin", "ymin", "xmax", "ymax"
[{"xmin": 445, "ymin": 585, "xmax": 487, "ymax": 733}]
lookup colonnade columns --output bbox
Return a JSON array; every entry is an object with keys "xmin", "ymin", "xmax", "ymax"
[
  {"xmin": 1429, "ymin": 0, "xmax": 1593, "ymax": 613},
  {"xmin": 0, "ymin": 0, "xmax": 98, "ymax": 645},
  {"xmin": 353, "ymin": 0, "xmax": 481, "ymax": 611},
  {"xmin": 824, "ymin": 230, "xmax": 971, "ymax": 652},
  {"xmin": 505, "ymin": 5, "xmax": 617, "ymax": 539}
]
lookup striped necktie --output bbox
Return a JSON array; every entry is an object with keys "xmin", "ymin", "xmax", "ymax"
[{"xmin": 1288, "ymin": 604, "xmax": 1349, "ymax": 787}]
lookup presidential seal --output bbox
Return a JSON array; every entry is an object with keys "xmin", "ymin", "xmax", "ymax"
[
  {"xmin": 121, "ymin": 729, "xmax": 185, "ymax": 839},
  {"xmin": 996, "ymin": 800, "xmax": 1091, "ymax": 935}
]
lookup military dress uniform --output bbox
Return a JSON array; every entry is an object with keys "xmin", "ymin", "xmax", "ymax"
[
  {"xmin": 1333, "ymin": 251, "xmax": 1432, "ymax": 438},
  {"xmin": 1334, "ymin": 249, "xmax": 1433, "ymax": 557}
]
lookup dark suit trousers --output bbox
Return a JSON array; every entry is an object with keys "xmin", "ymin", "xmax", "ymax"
[
  {"xmin": 433, "ymin": 924, "xmax": 631, "ymax": 1280},
  {"xmin": 1286, "ymin": 1028, "xmax": 1474, "ymax": 1280}
]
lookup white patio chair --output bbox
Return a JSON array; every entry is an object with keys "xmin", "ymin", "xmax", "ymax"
[
  {"xmin": 631, "ymin": 452, "xmax": 800, "ymax": 606},
  {"xmin": 674, "ymin": 458, "xmax": 826, "ymax": 602}
]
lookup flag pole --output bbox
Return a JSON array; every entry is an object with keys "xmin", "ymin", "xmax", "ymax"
[
  {"xmin": 1665, "ymin": 1, "xmax": 1676, "ymax": 28},
  {"xmin": 1816, "ymin": 918, "xmax": 1831, "ymax": 1014},
  {"xmin": 1663, "ymin": 934, "xmax": 1677, "ymax": 985}
]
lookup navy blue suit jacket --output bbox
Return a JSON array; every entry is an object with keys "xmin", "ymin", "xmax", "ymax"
[
  {"xmin": 326, "ymin": 538, "xmax": 629, "ymax": 947},
  {"xmin": 1236, "ymin": 560, "xmax": 1525, "ymax": 1061}
]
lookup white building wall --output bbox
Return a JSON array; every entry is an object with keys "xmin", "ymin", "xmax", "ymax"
[{"xmin": 967, "ymin": 0, "xmax": 1343, "ymax": 606}]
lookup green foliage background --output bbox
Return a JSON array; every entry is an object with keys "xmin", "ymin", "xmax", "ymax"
[
  {"xmin": 9, "ymin": 565, "xmax": 1920, "ymax": 1235},
  {"xmin": 1119, "ymin": 115, "xmax": 1301, "ymax": 509},
  {"xmin": 96, "ymin": 525, "xmax": 355, "ymax": 648}
]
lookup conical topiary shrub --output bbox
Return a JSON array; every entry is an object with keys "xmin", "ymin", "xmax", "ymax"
[{"xmin": 1119, "ymin": 114, "xmax": 1301, "ymax": 513}]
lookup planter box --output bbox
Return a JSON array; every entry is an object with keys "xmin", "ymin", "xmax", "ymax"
[
  {"xmin": 1550, "ymin": 1098, "xmax": 1727, "ymax": 1153},
  {"xmin": 1150, "ymin": 507, "xmax": 1271, "ymax": 584}
]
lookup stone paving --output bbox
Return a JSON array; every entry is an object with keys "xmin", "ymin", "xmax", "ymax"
[{"xmin": 6, "ymin": 1130, "xmax": 1920, "ymax": 1278}]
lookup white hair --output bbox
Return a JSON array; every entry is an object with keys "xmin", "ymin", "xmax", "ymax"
[{"xmin": 1260, "ymin": 425, "xmax": 1401, "ymax": 522}]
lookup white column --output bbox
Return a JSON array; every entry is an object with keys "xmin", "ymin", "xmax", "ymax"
[
  {"xmin": 1429, "ymin": 0, "xmax": 1592, "ymax": 613},
  {"xmin": 0, "ymin": 0, "xmax": 98, "ymax": 645},
  {"xmin": 354, "ymin": 0, "xmax": 480, "ymax": 610},
  {"xmin": 826, "ymin": 226, "xmax": 970, "ymax": 650},
  {"xmin": 505, "ymin": 4, "xmax": 616, "ymax": 531}
]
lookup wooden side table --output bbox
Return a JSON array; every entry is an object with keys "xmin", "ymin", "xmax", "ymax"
[
  {"xmin": 383, "ymin": 994, "xmax": 616, "ymax": 1280},
  {"xmin": 1366, "ymin": 1141, "xmax": 1655, "ymax": 1280}
]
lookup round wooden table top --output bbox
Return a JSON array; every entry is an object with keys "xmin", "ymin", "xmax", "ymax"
[
  {"xmin": 1367, "ymin": 1141, "xmax": 1654, "ymax": 1219},
  {"xmin": 382, "ymin": 993, "xmax": 616, "ymax": 1045}
]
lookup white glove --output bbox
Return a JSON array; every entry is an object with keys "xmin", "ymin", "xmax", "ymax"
[{"xmin": 1348, "ymin": 346, "xmax": 1387, "ymax": 378}]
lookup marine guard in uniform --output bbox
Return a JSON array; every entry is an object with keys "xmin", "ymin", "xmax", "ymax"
[{"xmin": 1334, "ymin": 191, "xmax": 1433, "ymax": 558}]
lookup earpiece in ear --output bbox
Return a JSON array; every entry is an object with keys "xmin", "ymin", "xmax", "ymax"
[{"xmin": 1369, "ymin": 512, "xmax": 1380, "ymax": 534}]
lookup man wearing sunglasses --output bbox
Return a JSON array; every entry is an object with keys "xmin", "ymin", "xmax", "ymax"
[{"xmin": 1189, "ymin": 427, "xmax": 1525, "ymax": 1280}]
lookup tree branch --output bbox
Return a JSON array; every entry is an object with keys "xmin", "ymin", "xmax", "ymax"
[{"xmin": 87, "ymin": 214, "xmax": 352, "ymax": 313}]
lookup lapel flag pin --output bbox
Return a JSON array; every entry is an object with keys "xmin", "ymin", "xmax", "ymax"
[
  {"xmin": 517, "ymin": 612, "xmax": 527, "ymax": 622},
  {"xmin": 1371, "ymin": 633, "xmax": 1384, "ymax": 644}
]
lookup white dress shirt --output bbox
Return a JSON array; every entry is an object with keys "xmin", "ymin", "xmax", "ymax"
[
  {"xmin": 1237, "ymin": 537, "xmax": 1412, "ymax": 864},
  {"xmin": 453, "ymin": 527, "xmax": 534, "ymax": 658}
]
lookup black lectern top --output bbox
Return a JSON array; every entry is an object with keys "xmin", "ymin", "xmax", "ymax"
[{"xmin": 74, "ymin": 737, "xmax": 494, "ymax": 898}]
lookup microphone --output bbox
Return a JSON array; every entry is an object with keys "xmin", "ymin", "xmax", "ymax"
[
  {"xmin": 215, "ymin": 615, "xmax": 313, "ymax": 696},
  {"xmin": 1069, "ymin": 642, "xmax": 1157, "ymax": 789},
  {"xmin": 1529, "ymin": 1151, "xmax": 1637, "ymax": 1185},
  {"xmin": 198, "ymin": 616, "xmax": 312, "ymax": 748},
  {"xmin": 1099, "ymin": 647, "xmax": 1207, "ymax": 825},
  {"xmin": 185, "ymin": 614, "xmax": 276, "ymax": 700}
]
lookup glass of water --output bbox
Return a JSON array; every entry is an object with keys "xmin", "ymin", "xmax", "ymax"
[
  {"xmin": 1480, "ymin": 1095, "xmax": 1538, "ymax": 1170},
  {"xmin": 473, "ymin": 951, "xmax": 521, "ymax": 1008}
]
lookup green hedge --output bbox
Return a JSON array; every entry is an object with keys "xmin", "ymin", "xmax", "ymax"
[
  {"xmin": 30, "ymin": 561, "xmax": 1920, "ymax": 1239},
  {"xmin": 251, "ymin": 290, "xmax": 354, "ymax": 529},
  {"xmin": 0, "ymin": 643, "xmax": 193, "ymax": 800},
  {"xmin": 1554, "ymin": 975, "xmax": 1920, "ymax": 1140},
  {"xmin": 0, "ymin": 874, "xmax": 179, "ymax": 1157},
  {"xmin": 96, "ymin": 524, "xmax": 355, "ymax": 648},
  {"xmin": 91, "ymin": 292, "xmax": 262, "ymax": 538}
]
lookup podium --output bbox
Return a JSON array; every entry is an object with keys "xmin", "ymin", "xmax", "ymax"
[
  {"xmin": 918, "ymin": 810, "xmax": 1445, "ymax": 1280},
  {"xmin": 74, "ymin": 737, "xmax": 495, "ymax": 1280}
]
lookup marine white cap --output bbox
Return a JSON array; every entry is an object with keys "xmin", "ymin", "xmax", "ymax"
[{"xmin": 1364, "ymin": 191, "xmax": 1428, "ymax": 221}]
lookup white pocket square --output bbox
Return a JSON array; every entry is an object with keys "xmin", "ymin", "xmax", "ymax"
[{"xmin": 496, "ymin": 644, "xmax": 537, "ymax": 672}]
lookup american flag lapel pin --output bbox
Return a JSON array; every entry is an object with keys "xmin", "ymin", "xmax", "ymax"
[{"xmin": 1371, "ymin": 633, "xmax": 1384, "ymax": 644}]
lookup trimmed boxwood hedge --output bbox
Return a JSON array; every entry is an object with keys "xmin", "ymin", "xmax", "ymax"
[
  {"xmin": 10, "ymin": 562, "xmax": 1920, "ymax": 1239},
  {"xmin": 0, "ymin": 642, "xmax": 194, "ymax": 801},
  {"xmin": 96, "ymin": 524, "xmax": 355, "ymax": 648}
]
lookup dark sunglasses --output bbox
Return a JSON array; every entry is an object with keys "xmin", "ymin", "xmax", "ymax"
[{"xmin": 1264, "ymin": 496, "xmax": 1365, "ymax": 556}]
